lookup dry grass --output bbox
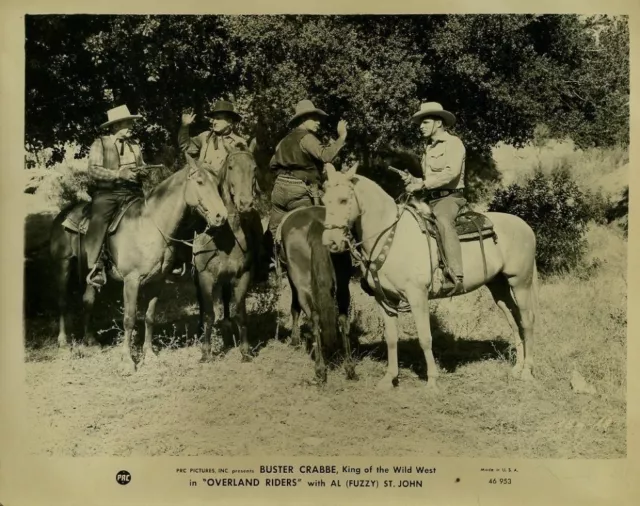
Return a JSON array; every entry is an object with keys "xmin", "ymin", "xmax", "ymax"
[{"xmin": 23, "ymin": 221, "xmax": 626, "ymax": 458}]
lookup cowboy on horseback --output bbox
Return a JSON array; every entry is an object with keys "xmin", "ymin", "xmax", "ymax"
[
  {"xmin": 179, "ymin": 100, "xmax": 247, "ymax": 176},
  {"xmin": 401, "ymin": 102, "xmax": 467, "ymax": 296},
  {"xmin": 267, "ymin": 99, "xmax": 348, "ymax": 238},
  {"xmin": 84, "ymin": 105, "xmax": 148, "ymax": 288}
]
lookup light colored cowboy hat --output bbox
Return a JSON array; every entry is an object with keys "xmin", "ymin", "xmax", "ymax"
[
  {"xmin": 410, "ymin": 102, "xmax": 456, "ymax": 127},
  {"xmin": 288, "ymin": 99, "xmax": 328, "ymax": 127},
  {"xmin": 205, "ymin": 100, "xmax": 242, "ymax": 122},
  {"xmin": 100, "ymin": 104, "xmax": 143, "ymax": 129}
]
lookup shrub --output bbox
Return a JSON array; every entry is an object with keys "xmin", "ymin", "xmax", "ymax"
[{"xmin": 488, "ymin": 164, "xmax": 594, "ymax": 275}]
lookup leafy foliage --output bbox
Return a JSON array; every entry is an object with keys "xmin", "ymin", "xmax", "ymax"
[
  {"xmin": 26, "ymin": 14, "xmax": 628, "ymax": 171},
  {"xmin": 488, "ymin": 165, "xmax": 596, "ymax": 275}
]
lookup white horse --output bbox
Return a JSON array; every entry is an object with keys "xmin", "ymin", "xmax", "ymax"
[{"xmin": 321, "ymin": 163, "xmax": 538, "ymax": 392}]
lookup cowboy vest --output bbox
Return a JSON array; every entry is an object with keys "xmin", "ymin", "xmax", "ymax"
[
  {"xmin": 91, "ymin": 136, "xmax": 144, "ymax": 191},
  {"xmin": 271, "ymin": 129, "xmax": 323, "ymax": 184}
]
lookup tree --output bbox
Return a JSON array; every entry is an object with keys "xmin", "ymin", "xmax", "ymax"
[{"xmin": 25, "ymin": 14, "xmax": 628, "ymax": 172}]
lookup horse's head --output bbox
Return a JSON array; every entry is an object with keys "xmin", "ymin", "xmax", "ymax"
[
  {"xmin": 184, "ymin": 154, "xmax": 228, "ymax": 228},
  {"xmin": 221, "ymin": 140, "xmax": 259, "ymax": 214},
  {"xmin": 321, "ymin": 162, "xmax": 360, "ymax": 253}
]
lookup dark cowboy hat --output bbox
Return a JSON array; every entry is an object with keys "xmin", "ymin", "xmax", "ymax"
[
  {"xmin": 205, "ymin": 100, "xmax": 242, "ymax": 122},
  {"xmin": 288, "ymin": 99, "xmax": 328, "ymax": 127},
  {"xmin": 410, "ymin": 102, "xmax": 456, "ymax": 127}
]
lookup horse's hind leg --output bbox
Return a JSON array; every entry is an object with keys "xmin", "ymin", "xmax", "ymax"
[
  {"xmin": 486, "ymin": 274, "xmax": 535, "ymax": 381},
  {"xmin": 311, "ymin": 312, "xmax": 327, "ymax": 384},
  {"xmin": 287, "ymin": 273, "xmax": 302, "ymax": 347},
  {"xmin": 335, "ymin": 265, "xmax": 356, "ymax": 380},
  {"xmin": 141, "ymin": 282, "xmax": 163, "ymax": 366},
  {"xmin": 82, "ymin": 285, "xmax": 99, "ymax": 347},
  {"xmin": 55, "ymin": 257, "xmax": 72, "ymax": 349}
]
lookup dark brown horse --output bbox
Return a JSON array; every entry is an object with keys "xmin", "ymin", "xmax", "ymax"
[
  {"xmin": 49, "ymin": 155, "xmax": 228, "ymax": 374},
  {"xmin": 192, "ymin": 143, "xmax": 265, "ymax": 362},
  {"xmin": 278, "ymin": 205, "xmax": 356, "ymax": 383}
]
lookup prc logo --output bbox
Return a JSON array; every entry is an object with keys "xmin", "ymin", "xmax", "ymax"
[{"xmin": 116, "ymin": 470, "xmax": 132, "ymax": 485}]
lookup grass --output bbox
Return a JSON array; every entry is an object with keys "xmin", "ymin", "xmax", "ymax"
[
  {"xmin": 22, "ymin": 222, "xmax": 626, "ymax": 458},
  {"xmin": 21, "ymin": 139, "xmax": 627, "ymax": 458}
]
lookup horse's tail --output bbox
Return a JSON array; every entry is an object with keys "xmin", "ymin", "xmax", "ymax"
[{"xmin": 309, "ymin": 222, "xmax": 339, "ymax": 355}]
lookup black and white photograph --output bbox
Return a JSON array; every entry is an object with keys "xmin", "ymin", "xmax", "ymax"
[{"xmin": 2, "ymin": 6, "xmax": 636, "ymax": 505}]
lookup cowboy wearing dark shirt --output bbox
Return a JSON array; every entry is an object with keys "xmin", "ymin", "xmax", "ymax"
[{"xmin": 267, "ymin": 99, "xmax": 348, "ymax": 237}]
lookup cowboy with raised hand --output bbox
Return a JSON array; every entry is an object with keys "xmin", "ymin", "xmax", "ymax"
[
  {"xmin": 178, "ymin": 100, "xmax": 247, "ymax": 175},
  {"xmin": 403, "ymin": 102, "xmax": 467, "ymax": 296},
  {"xmin": 84, "ymin": 104, "xmax": 148, "ymax": 287},
  {"xmin": 267, "ymin": 99, "xmax": 348, "ymax": 238}
]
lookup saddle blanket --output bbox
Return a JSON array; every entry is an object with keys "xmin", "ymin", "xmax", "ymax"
[{"xmin": 61, "ymin": 197, "xmax": 141, "ymax": 235}]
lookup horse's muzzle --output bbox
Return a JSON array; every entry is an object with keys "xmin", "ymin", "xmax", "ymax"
[
  {"xmin": 322, "ymin": 229, "xmax": 348, "ymax": 253},
  {"xmin": 235, "ymin": 196, "xmax": 254, "ymax": 214},
  {"xmin": 208, "ymin": 211, "xmax": 227, "ymax": 228}
]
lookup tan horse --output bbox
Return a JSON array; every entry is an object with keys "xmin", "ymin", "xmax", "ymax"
[
  {"xmin": 49, "ymin": 155, "xmax": 228, "ymax": 374},
  {"xmin": 321, "ymin": 163, "xmax": 538, "ymax": 392}
]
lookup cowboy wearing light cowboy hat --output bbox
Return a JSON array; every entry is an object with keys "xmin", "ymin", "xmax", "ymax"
[
  {"xmin": 400, "ymin": 102, "xmax": 467, "ymax": 296},
  {"xmin": 84, "ymin": 104, "xmax": 150, "ymax": 287},
  {"xmin": 267, "ymin": 99, "xmax": 348, "ymax": 238},
  {"xmin": 179, "ymin": 100, "xmax": 248, "ymax": 175}
]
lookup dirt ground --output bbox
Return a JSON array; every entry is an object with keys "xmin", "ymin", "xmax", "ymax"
[{"xmin": 23, "ymin": 223, "xmax": 627, "ymax": 458}]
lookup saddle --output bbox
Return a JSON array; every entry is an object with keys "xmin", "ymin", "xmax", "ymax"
[
  {"xmin": 404, "ymin": 201, "xmax": 496, "ymax": 283},
  {"xmin": 61, "ymin": 197, "xmax": 141, "ymax": 235}
]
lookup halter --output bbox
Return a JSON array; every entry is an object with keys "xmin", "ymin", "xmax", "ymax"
[{"xmin": 323, "ymin": 178, "xmax": 412, "ymax": 315}]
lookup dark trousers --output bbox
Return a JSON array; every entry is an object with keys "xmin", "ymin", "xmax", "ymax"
[
  {"xmin": 268, "ymin": 174, "xmax": 319, "ymax": 237},
  {"xmin": 430, "ymin": 194, "xmax": 467, "ymax": 278},
  {"xmin": 85, "ymin": 188, "xmax": 140, "ymax": 268}
]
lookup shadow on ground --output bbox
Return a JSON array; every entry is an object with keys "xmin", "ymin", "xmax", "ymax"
[{"xmin": 350, "ymin": 312, "xmax": 512, "ymax": 379}]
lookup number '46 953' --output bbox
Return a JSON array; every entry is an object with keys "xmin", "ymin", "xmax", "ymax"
[{"xmin": 489, "ymin": 478, "xmax": 512, "ymax": 484}]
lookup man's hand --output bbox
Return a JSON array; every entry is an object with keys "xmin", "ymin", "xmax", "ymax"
[
  {"xmin": 403, "ymin": 174, "xmax": 424, "ymax": 193},
  {"xmin": 181, "ymin": 109, "xmax": 196, "ymax": 126},
  {"xmin": 337, "ymin": 119, "xmax": 348, "ymax": 139},
  {"xmin": 119, "ymin": 168, "xmax": 138, "ymax": 182}
]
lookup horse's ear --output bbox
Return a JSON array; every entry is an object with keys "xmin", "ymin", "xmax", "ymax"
[
  {"xmin": 344, "ymin": 162, "xmax": 359, "ymax": 180},
  {"xmin": 248, "ymin": 137, "xmax": 258, "ymax": 154},
  {"xmin": 325, "ymin": 163, "xmax": 337, "ymax": 181},
  {"xmin": 185, "ymin": 152, "xmax": 196, "ymax": 169}
]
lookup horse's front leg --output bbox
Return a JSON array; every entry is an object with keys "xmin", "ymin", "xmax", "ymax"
[
  {"xmin": 195, "ymin": 271, "xmax": 216, "ymax": 362},
  {"xmin": 141, "ymin": 282, "xmax": 163, "ymax": 367},
  {"xmin": 376, "ymin": 306, "xmax": 400, "ymax": 390},
  {"xmin": 55, "ymin": 257, "xmax": 72, "ymax": 349},
  {"xmin": 82, "ymin": 284, "xmax": 99, "ymax": 347},
  {"xmin": 231, "ymin": 272, "xmax": 252, "ymax": 362},
  {"xmin": 405, "ymin": 285, "xmax": 439, "ymax": 393},
  {"xmin": 120, "ymin": 275, "xmax": 141, "ymax": 375}
]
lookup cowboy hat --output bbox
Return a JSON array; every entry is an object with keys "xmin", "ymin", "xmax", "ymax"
[
  {"xmin": 100, "ymin": 105, "xmax": 143, "ymax": 129},
  {"xmin": 205, "ymin": 100, "xmax": 242, "ymax": 122},
  {"xmin": 288, "ymin": 99, "xmax": 328, "ymax": 127},
  {"xmin": 410, "ymin": 102, "xmax": 456, "ymax": 127}
]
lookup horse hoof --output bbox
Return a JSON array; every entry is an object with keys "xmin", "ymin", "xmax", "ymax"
[
  {"xmin": 376, "ymin": 375, "xmax": 396, "ymax": 391},
  {"xmin": 120, "ymin": 359, "xmax": 136, "ymax": 376},
  {"xmin": 425, "ymin": 380, "xmax": 440, "ymax": 395},
  {"xmin": 511, "ymin": 364, "xmax": 524, "ymax": 378},
  {"xmin": 84, "ymin": 337, "xmax": 99, "ymax": 347},
  {"xmin": 142, "ymin": 349, "xmax": 159, "ymax": 365},
  {"xmin": 345, "ymin": 365, "xmax": 358, "ymax": 381},
  {"xmin": 520, "ymin": 368, "xmax": 534, "ymax": 382},
  {"xmin": 241, "ymin": 353, "xmax": 253, "ymax": 363}
]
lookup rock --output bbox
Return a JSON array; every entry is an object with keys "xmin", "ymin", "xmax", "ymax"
[{"xmin": 570, "ymin": 370, "xmax": 596, "ymax": 395}]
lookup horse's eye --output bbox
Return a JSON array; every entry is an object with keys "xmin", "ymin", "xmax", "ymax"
[{"xmin": 339, "ymin": 198, "xmax": 348, "ymax": 205}]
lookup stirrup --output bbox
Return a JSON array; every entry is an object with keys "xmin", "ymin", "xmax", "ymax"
[{"xmin": 86, "ymin": 265, "xmax": 106, "ymax": 288}]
